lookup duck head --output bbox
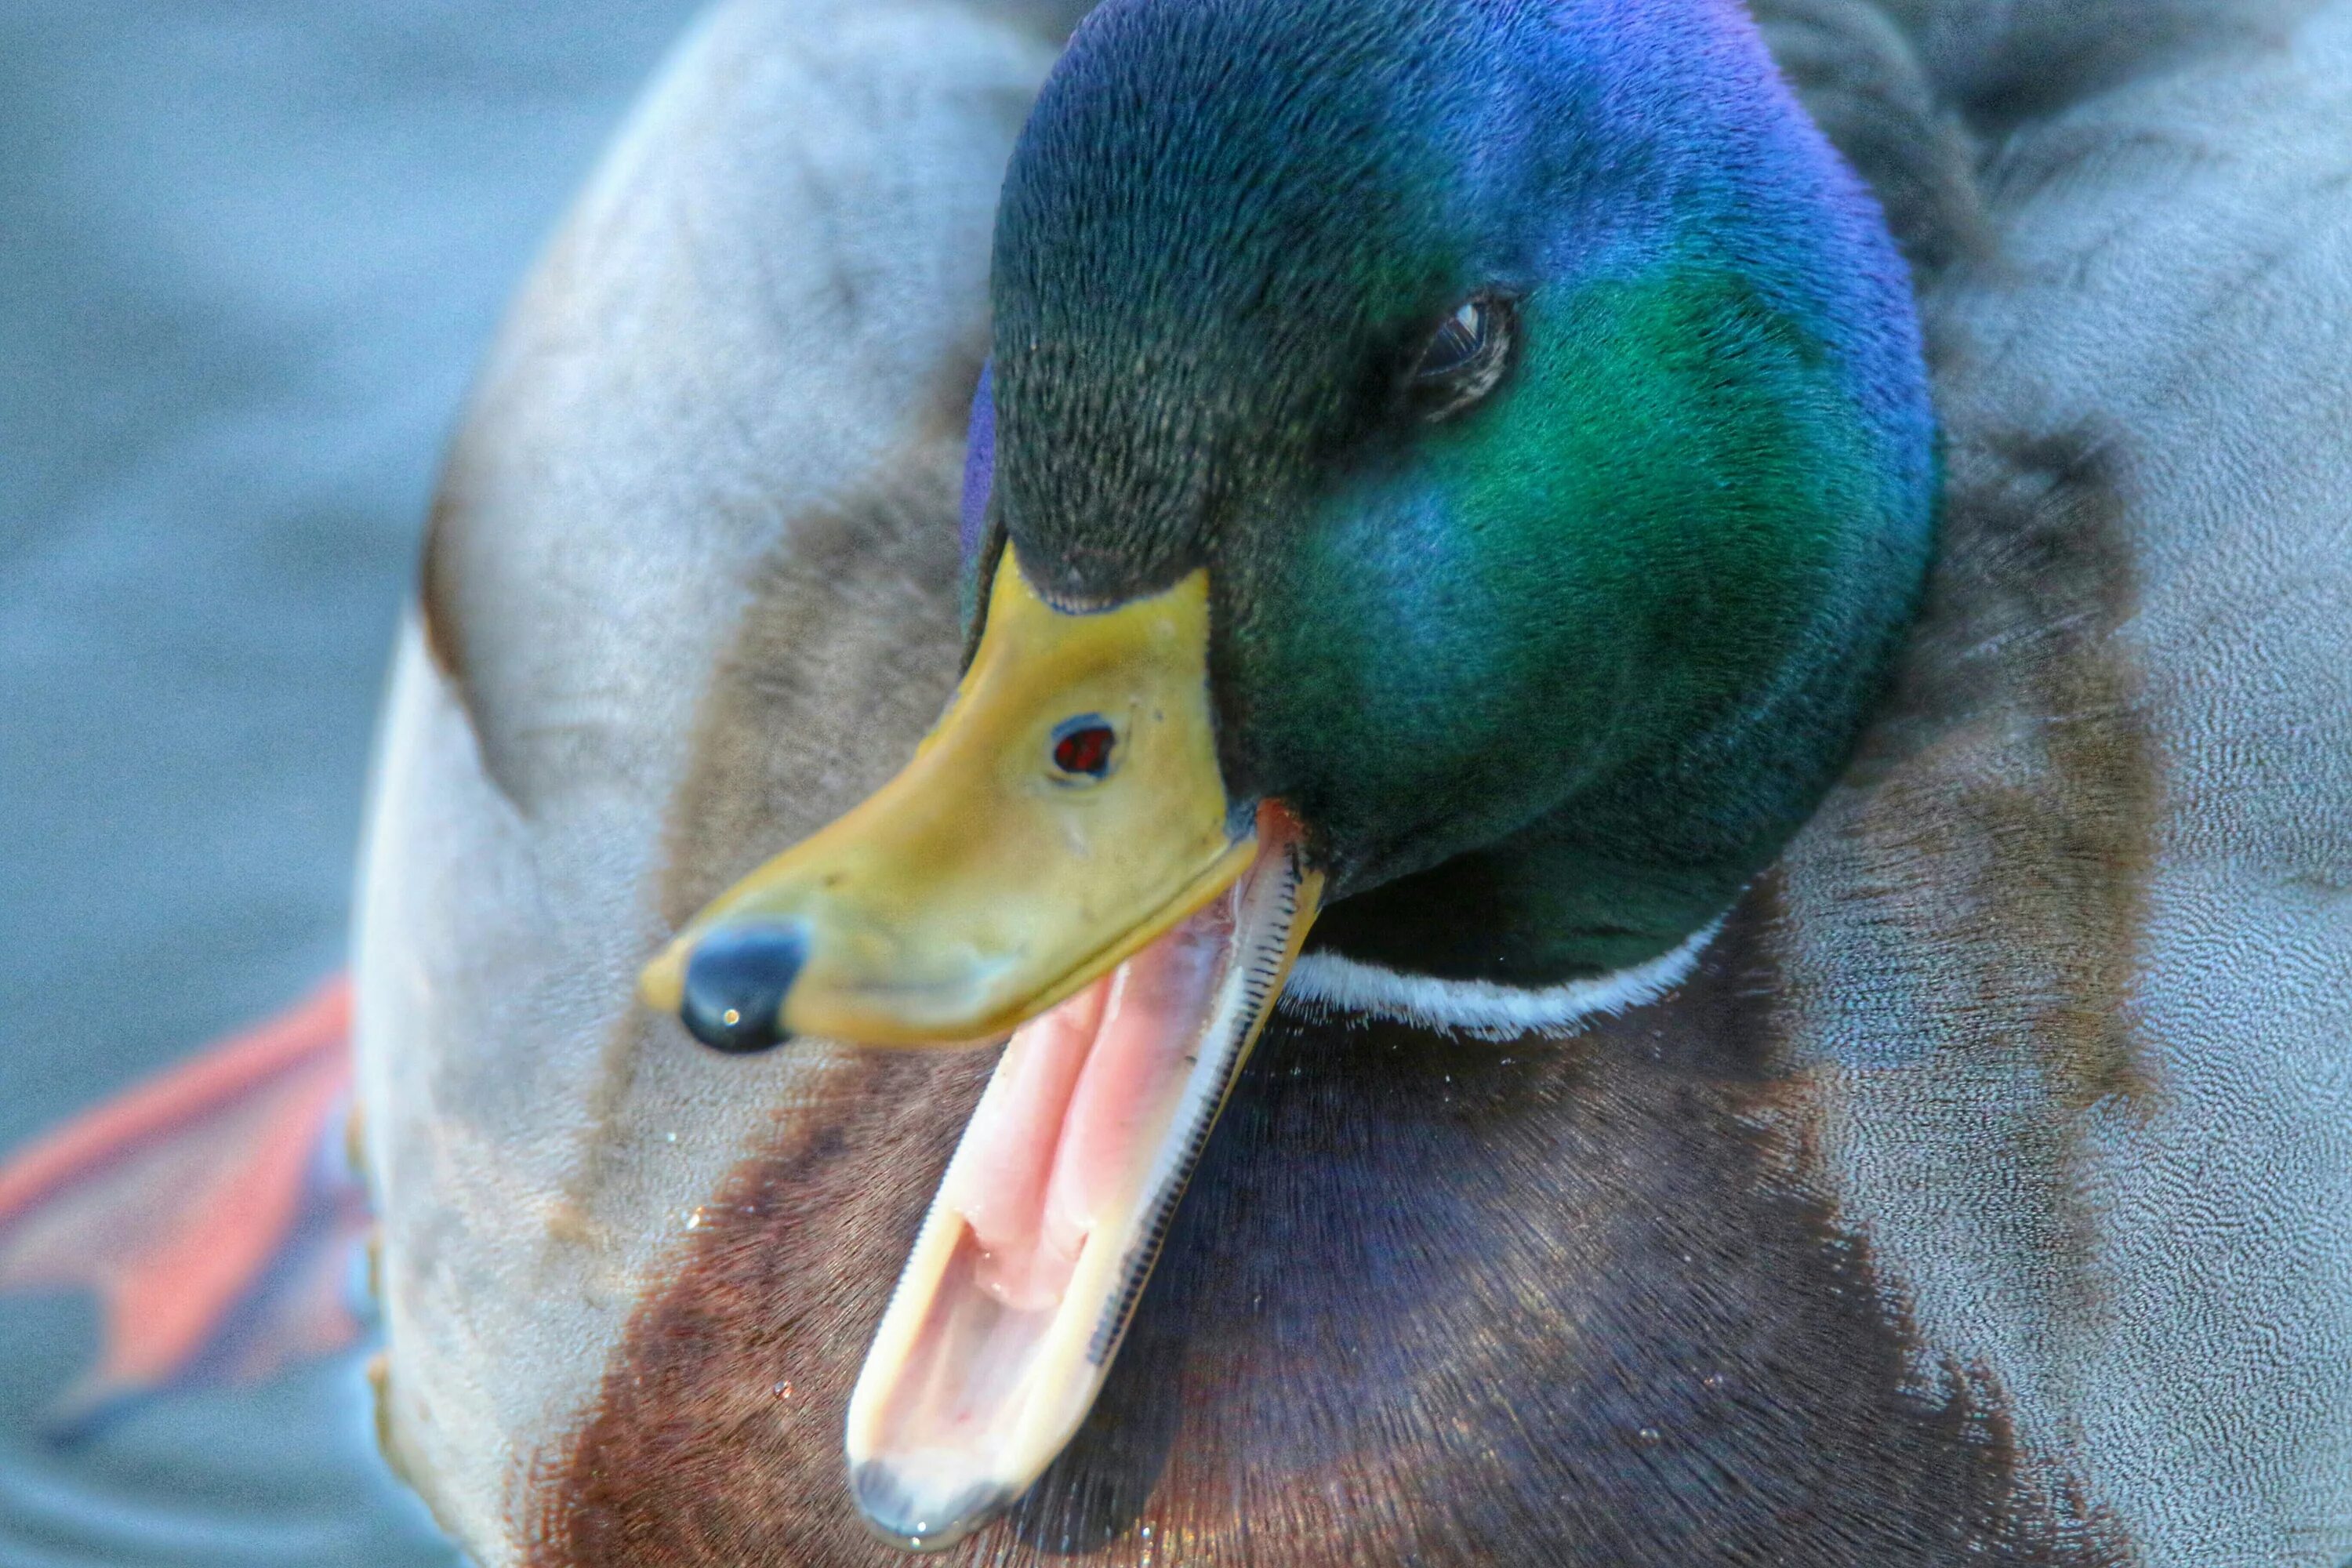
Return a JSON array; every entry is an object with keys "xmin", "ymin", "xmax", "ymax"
[{"xmin": 642, "ymin": 0, "xmax": 1934, "ymax": 1548}]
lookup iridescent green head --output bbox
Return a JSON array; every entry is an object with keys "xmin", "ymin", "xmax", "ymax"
[{"xmin": 970, "ymin": 0, "xmax": 1937, "ymax": 985}]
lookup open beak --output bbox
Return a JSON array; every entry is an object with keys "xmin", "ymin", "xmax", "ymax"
[{"xmin": 641, "ymin": 550, "xmax": 1323, "ymax": 1549}]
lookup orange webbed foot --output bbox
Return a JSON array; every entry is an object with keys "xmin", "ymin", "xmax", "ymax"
[{"xmin": 0, "ymin": 978, "xmax": 370, "ymax": 1432}]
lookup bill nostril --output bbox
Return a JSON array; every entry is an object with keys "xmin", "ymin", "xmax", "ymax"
[
  {"xmin": 1048, "ymin": 714, "xmax": 1116, "ymax": 782},
  {"xmin": 677, "ymin": 923, "xmax": 807, "ymax": 1054}
]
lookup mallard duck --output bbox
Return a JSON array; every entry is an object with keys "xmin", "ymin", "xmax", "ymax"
[
  {"xmin": 375, "ymin": 0, "xmax": 2352, "ymax": 1560},
  {"xmin": 11, "ymin": 0, "xmax": 2344, "ymax": 1563}
]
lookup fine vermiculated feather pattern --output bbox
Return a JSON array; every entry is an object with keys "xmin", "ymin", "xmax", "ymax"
[
  {"xmin": 1766, "ymin": 4, "xmax": 2352, "ymax": 1562},
  {"xmin": 1883, "ymin": 0, "xmax": 2329, "ymax": 133}
]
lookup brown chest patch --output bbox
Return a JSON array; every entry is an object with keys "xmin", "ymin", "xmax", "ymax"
[{"xmin": 527, "ymin": 906, "xmax": 2125, "ymax": 1566}]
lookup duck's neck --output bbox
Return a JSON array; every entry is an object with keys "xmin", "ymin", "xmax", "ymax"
[
  {"xmin": 1305, "ymin": 827, "xmax": 1741, "ymax": 986},
  {"xmin": 1301, "ymin": 573, "xmax": 1923, "ymax": 1000}
]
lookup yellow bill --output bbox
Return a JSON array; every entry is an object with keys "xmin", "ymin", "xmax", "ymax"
[{"xmin": 641, "ymin": 550, "xmax": 1323, "ymax": 1550}]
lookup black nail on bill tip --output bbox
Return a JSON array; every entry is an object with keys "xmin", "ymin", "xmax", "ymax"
[{"xmin": 678, "ymin": 923, "xmax": 807, "ymax": 1054}]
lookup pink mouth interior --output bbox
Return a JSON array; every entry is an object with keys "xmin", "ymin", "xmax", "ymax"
[
  {"xmin": 850, "ymin": 817, "xmax": 1306, "ymax": 1541},
  {"xmin": 944, "ymin": 890, "xmax": 1237, "ymax": 1314},
  {"xmin": 859, "ymin": 887, "xmax": 1247, "ymax": 1461}
]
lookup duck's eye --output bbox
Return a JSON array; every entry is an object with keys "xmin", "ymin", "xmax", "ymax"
[
  {"xmin": 1408, "ymin": 292, "xmax": 1515, "ymax": 421},
  {"xmin": 1049, "ymin": 716, "xmax": 1117, "ymax": 782}
]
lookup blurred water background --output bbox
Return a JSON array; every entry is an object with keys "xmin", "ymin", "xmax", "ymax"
[{"xmin": 0, "ymin": 2, "xmax": 704, "ymax": 1561}]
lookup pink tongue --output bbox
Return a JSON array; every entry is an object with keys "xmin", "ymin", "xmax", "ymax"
[{"xmin": 949, "ymin": 895, "xmax": 1236, "ymax": 1312}]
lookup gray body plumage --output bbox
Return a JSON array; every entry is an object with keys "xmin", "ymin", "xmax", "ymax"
[{"xmin": 1791, "ymin": 3, "xmax": 2352, "ymax": 1557}]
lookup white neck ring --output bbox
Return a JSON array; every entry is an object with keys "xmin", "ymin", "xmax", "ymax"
[{"xmin": 1279, "ymin": 916, "xmax": 1726, "ymax": 1041}]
